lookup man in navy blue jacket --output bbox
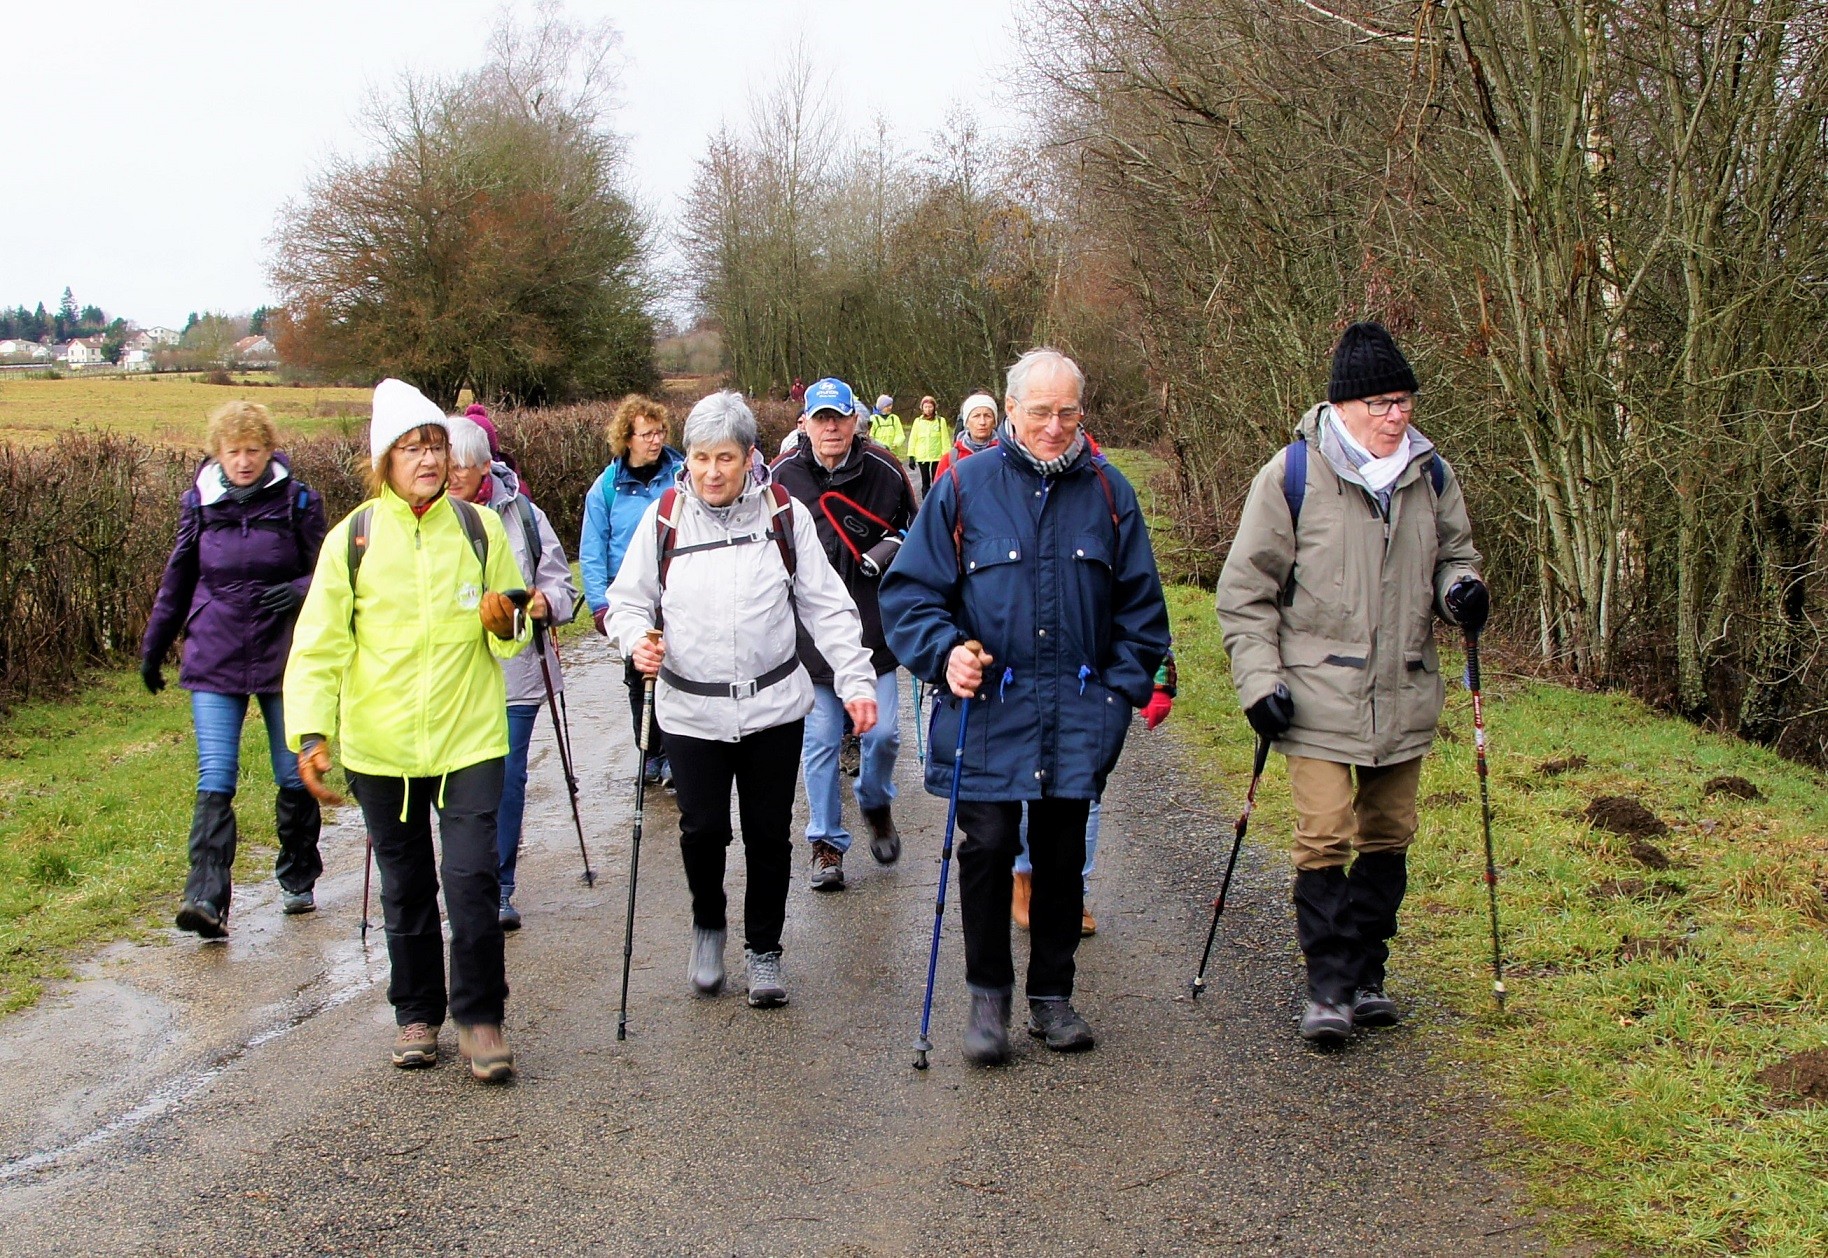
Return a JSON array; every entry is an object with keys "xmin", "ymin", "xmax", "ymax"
[{"xmin": 881, "ymin": 348, "xmax": 1170, "ymax": 1065}]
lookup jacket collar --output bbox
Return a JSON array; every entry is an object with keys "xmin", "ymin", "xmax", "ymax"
[
  {"xmin": 614, "ymin": 445, "xmax": 683, "ymax": 488},
  {"xmin": 194, "ymin": 453, "xmax": 289, "ymax": 506},
  {"xmin": 1296, "ymin": 402, "xmax": 1437, "ymax": 495}
]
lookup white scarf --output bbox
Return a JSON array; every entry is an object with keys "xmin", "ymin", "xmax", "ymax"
[{"xmin": 1328, "ymin": 408, "xmax": 1412, "ymax": 494}]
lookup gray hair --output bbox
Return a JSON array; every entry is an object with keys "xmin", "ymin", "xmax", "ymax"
[
  {"xmin": 1005, "ymin": 347, "xmax": 1085, "ymax": 407},
  {"xmin": 683, "ymin": 390, "xmax": 757, "ymax": 453},
  {"xmin": 445, "ymin": 414, "xmax": 493, "ymax": 468}
]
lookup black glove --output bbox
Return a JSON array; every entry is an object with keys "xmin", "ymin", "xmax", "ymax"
[
  {"xmin": 1446, "ymin": 577, "xmax": 1490, "ymax": 636},
  {"xmin": 257, "ymin": 582, "xmax": 305, "ymax": 616},
  {"xmin": 140, "ymin": 657, "xmax": 165, "ymax": 695},
  {"xmin": 1245, "ymin": 683, "xmax": 1293, "ymax": 740}
]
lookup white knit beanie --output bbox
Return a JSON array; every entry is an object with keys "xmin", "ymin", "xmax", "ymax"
[
  {"xmin": 959, "ymin": 392, "xmax": 999, "ymax": 422},
  {"xmin": 369, "ymin": 378, "xmax": 451, "ymax": 468}
]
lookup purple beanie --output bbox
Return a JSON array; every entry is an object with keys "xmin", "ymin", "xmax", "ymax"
[{"xmin": 464, "ymin": 403, "xmax": 501, "ymax": 457}]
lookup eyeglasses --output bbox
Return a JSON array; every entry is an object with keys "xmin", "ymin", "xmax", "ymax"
[
  {"xmin": 1363, "ymin": 395, "xmax": 1417, "ymax": 417},
  {"xmin": 631, "ymin": 428, "xmax": 667, "ymax": 441},
  {"xmin": 398, "ymin": 442, "xmax": 448, "ymax": 461},
  {"xmin": 1020, "ymin": 405, "xmax": 1084, "ymax": 424}
]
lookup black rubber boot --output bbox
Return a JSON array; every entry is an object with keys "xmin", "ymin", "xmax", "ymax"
[
  {"xmin": 274, "ymin": 786, "xmax": 324, "ymax": 898},
  {"xmin": 1346, "ymin": 851, "xmax": 1407, "ymax": 1026},
  {"xmin": 176, "ymin": 791, "xmax": 237, "ymax": 937},
  {"xmin": 1293, "ymin": 865, "xmax": 1359, "ymax": 1006},
  {"xmin": 963, "ymin": 987, "xmax": 1012, "ymax": 1065}
]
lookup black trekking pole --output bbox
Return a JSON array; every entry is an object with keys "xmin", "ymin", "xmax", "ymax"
[
  {"xmin": 1191, "ymin": 735, "xmax": 1270, "ymax": 1000},
  {"xmin": 359, "ymin": 831, "xmax": 375, "ymax": 945},
  {"xmin": 531, "ymin": 620, "xmax": 596, "ymax": 887},
  {"xmin": 914, "ymin": 645, "xmax": 979, "ymax": 1071},
  {"xmin": 617, "ymin": 631, "xmax": 662, "ymax": 1042},
  {"xmin": 1464, "ymin": 633, "xmax": 1507, "ymax": 1010}
]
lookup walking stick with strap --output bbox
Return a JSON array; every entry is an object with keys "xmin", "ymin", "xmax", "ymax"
[
  {"xmin": 531, "ymin": 619, "xmax": 595, "ymax": 887},
  {"xmin": 1191, "ymin": 734, "xmax": 1269, "ymax": 999},
  {"xmin": 617, "ymin": 631, "xmax": 662, "ymax": 1041},
  {"xmin": 913, "ymin": 644, "xmax": 980, "ymax": 1070},
  {"xmin": 1465, "ymin": 633, "xmax": 1507, "ymax": 1010}
]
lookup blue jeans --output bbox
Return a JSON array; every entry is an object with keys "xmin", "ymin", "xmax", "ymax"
[
  {"xmin": 801, "ymin": 671, "xmax": 900, "ymax": 854},
  {"xmin": 192, "ymin": 691, "xmax": 301, "ymax": 796},
  {"xmin": 497, "ymin": 704, "xmax": 540, "ymax": 896},
  {"xmin": 1015, "ymin": 798, "xmax": 1101, "ymax": 892}
]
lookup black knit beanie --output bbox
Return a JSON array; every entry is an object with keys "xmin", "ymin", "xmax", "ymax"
[{"xmin": 1327, "ymin": 321, "xmax": 1419, "ymax": 404}]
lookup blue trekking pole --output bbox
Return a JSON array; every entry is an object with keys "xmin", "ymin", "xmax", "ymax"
[{"xmin": 913, "ymin": 646, "xmax": 979, "ymax": 1071}]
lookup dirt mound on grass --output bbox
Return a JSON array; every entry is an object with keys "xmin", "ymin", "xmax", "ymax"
[
  {"xmin": 1627, "ymin": 840, "xmax": 1673, "ymax": 870},
  {"xmin": 1702, "ymin": 775, "xmax": 1762, "ymax": 801},
  {"xmin": 1537, "ymin": 754, "xmax": 1589, "ymax": 776},
  {"xmin": 1585, "ymin": 796, "xmax": 1669, "ymax": 838},
  {"xmin": 1757, "ymin": 1049, "xmax": 1828, "ymax": 1107},
  {"xmin": 1423, "ymin": 791, "xmax": 1469, "ymax": 807},
  {"xmin": 1591, "ymin": 877, "xmax": 1683, "ymax": 902},
  {"xmin": 1616, "ymin": 935, "xmax": 1689, "ymax": 962}
]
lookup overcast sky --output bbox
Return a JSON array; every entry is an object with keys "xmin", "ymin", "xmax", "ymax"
[{"xmin": 3, "ymin": 0, "xmax": 1023, "ymax": 329}]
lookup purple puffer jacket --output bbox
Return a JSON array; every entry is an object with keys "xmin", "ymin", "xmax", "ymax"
[{"xmin": 140, "ymin": 453, "xmax": 328, "ymax": 695}]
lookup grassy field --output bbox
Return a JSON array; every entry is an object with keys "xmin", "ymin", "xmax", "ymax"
[
  {"xmin": 0, "ymin": 670, "xmax": 291, "ymax": 1015},
  {"xmin": 0, "ymin": 373, "xmax": 371, "ymax": 447}
]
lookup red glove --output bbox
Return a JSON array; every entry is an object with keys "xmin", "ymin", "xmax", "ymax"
[
  {"xmin": 593, "ymin": 606, "xmax": 609, "ymax": 636},
  {"xmin": 1141, "ymin": 689, "xmax": 1174, "ymax": 730}
]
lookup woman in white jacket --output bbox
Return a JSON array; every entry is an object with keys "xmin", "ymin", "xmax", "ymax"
[
  {"xmin": 447, "ymin": 415, "xmax": 581, "ymax": 932},
  {"xmin": 607, "ymin": 391, "xmax": 877, "ymax": 1009}
]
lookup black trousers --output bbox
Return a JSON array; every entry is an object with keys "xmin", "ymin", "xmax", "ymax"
[
  {"xmin": 915, "ymin": 461, "xmax": 937, "ymax": 495},
  {"xmin": 956, "ymin": 798, "xmax": 1091, "ymax": 1000},
  {"xmin": 665, "ymin": 720, "xmax": 803, "ymax": 955},
  {"xmin": 350, "ymin": 760, "xmax": 507, "ymax": 1028},
  {"xmin": 624, "ymin": 661, "xmax": 667, "ymax": 759}
]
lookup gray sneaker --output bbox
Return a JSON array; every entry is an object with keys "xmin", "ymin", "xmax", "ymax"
[
  {"xmin": 689, "ymin": 926, "xmax": 726, "ymax": 995},
  {"xmin": 1027, "ymin": 998, "xmax": 1096, "ymax": 1052},
  {"xmin": 808, "ymin": 841, "xmax": 845, "ymax": 891},
  {"xmin": 281, "ymin": 890, "xmax": 316, "ymax": 916},
  {"xmin": 1299, "ymin": 999, "xmax": 1354, "ymax": 1043},
  {"xmin": 1352, "ymin": 985, "xmax": 1399, "ymax": 1027},
  {"xmin": 745, "ymin": 949, "xmax": 788, "ymax": 1008}
]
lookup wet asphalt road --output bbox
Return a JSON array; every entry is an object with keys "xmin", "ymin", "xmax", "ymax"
[{"xmin": 0, "ymin": 634, "xmax": 1543, "ymax": 1255}]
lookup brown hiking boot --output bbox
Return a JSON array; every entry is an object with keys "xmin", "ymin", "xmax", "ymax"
[
  {"xmin": 1012, "ymin": 872, "xmax": 1032, "ymax": 930},
  {"xmin": 457, "ymin": 1023, "xmax": 514, "ymax": 1083},
  {"xmin": 863, "ymin": 806, "xmax": 901, "ymax": 865},
  {"xmin": 1081, "ymin": 905, "xmax": 1097, "ymax": 937},
  {"xmin": 391, "ymin": 1022, "xmax": 440, "ymax": 1068}
]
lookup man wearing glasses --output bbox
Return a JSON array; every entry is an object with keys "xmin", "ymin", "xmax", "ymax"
[
  {"xmin": 882, "ymin": 349, "xmax": 1170, "ymax": 1065},
  {"xmin": 771, "ymin": 377, "xmax": 921, "ymax": 891},
  {"xmin": 1217, "ymin": 322, "xmax": 1487, "ymax": 1045}
]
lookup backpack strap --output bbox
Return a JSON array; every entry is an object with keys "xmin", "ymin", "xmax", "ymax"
[
  {"xmin": 654, "ymin": 487, "xmax": 685, "ymax": 592},
  {"xmin": 1282, "ymin": 437, "xmax": 1309, "ymax": 527},
  {"xmin": 600, "ymin": 462, "xmax": 619, "ymax": 521},
  {"xmin": 1088, "ymin": 455, "xmax": 1121, "ymax": 533},
  {"xmin": 512, "ymin": 494, "xmax": 540, "ymax": 587},
  {"xmin": 1429, "ymin": 453, "xmax": 1446, "ymax": 497},
  {"xmin": 765, "ymin": 481, "xmax": 797, "ymax": 578},
  {"xmin": 346, "ymin": 504, "xmax": 375, "ymax": 594},
  {"xmin": 449, "ymin": 496, "xmax": 491, "ymax": 579},
  {"xmin": 946, "ymin": 462, "xmax": 967, "ymax": 577}
]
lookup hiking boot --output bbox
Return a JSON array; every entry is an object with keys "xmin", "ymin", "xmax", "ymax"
[
  {"xmin": 1299, "ymin": 999, "xmax": 1354, "ymax": 1044},
  {"xmin": 689, "ymin": 926, "xmax": 726, "ymax": 996},
  {"xmin": 863, "ymin": 806, "xmax": 901, "ymax": 864},
  {"xmin": 457, "ymin": 1023, "xmax": 514, "ymax": 1082},
  {"xmin": 642, "ymin": 755, "xmax": 665, "ymax": 786},
  {"xmin": 840, "ymin": 732, "xmax": 862, "ymax": 777},
  {"xmin": 1352, "ymin": 985, "xmax": 1400, "ymax": 1027},
  {"xmin": 963, "ymin": 989, "xmax": 1012, "ymax": 1066},
  {"xmin": 1027, "ymin": 999, "xmax": 1095, "ymax": 1052},
  {"xmin": 391, "ymin": 1022, "xmax": 440, "ymax": 1068},
  {"xmin": 274, "ymin": 786, "xmax": 323, "ymax": 903},
  {"xmin": 175, "ymin": 899, "xmax": 228, "ymax": 939},
  {"xmin": 281, "ymin": 890, "xmax": 316, "ymax": 916},
  {"xmin": 745, "ymin": 949, "xmax": 788, "ymax": 1008},
  {"xmin": 1081, "ymin": 905, "xmax": 1097, "ymax": 937},
  {"xmin": 499, "ymin": 892, "xmax": 521, "ymax": 932},
  {"xmin": 1012, "ymin": 871, "xmax": 1032, "ymax": 930},
  {"xmin": 808, "ymin": 841, "xmax": 845, "ymax": 891}
]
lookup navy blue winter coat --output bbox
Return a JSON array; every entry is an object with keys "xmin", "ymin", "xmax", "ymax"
[
  {"xmin": 141, "ymin": 453, "xmax": 327, "ymax": 695},
  {"xmin": 880, "ymin": 440, "xmax": 1170, "ymax": 802}
]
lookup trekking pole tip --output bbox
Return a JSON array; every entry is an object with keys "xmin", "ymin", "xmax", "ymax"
[
  {"xmin": 1189, "ymin": 976, "xmax": 1205, "ymax": 1001},
  {"xmin": 912, "ymin": 1037, "xmax": 931, "ymax": 1071}
]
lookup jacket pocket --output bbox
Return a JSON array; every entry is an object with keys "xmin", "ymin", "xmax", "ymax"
[
  {"xmin": 962, "ymin": 536, "xmax": 1021, "ymax": 576},
  {"xmin": 1280, "ymin": 635, "xmax": 1373, "ymax": 744},
  {"xmin": 1399, "ymin": 640, "xmax": 1445, "ymax": 735}
]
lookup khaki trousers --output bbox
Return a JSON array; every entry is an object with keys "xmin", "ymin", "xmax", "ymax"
[{"xmin": 1287, "ymin": 755, "xmax": 1423, "ymax": 872}]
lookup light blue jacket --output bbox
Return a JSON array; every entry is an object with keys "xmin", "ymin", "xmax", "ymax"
[{"xmin": 579, "ymin": 447, "xmax": 684, "ymax": 613}]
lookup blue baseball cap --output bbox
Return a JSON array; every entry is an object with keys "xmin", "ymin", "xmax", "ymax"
[{"xmin": 802, "ymin": 377, "xmax": 855, "ymax": 417}]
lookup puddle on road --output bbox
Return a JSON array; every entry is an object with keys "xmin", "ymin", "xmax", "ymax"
[{"xmin": 0, "ymin": 943, "xmax": 385, "ymax": 1185}]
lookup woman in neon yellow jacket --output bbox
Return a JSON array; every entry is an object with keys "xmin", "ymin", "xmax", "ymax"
[
  {"xmin": 284, "ymin": 379, "xmax": 531, "ymax": 1084},
  {"xmin": 904, "ymin": 395, "xmax": 951, "ymax": 494}
]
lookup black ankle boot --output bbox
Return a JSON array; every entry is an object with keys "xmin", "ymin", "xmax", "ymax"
[
  {"xmin": 177, "ymin": 791, "xmax": 237, "ymax": 937},
  {"xmin": 274, "ymin": 785, "xmax": 324, "ymax": 898},
  {"xmin": 963, "ymin": 988, "xmax": 1012, "ymax": 1065},
  {"xmin": 1293, "ymin": 865, "xmax": 1358, "ymax": 1007},
  {"xmin": 1346, "ymin": 851, "xmax": 1408, "ymax": 1025}
]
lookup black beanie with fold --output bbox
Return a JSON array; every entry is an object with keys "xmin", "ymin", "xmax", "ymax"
[{"xmin": 1327, "ymin": 321, "xmax": 1418, "ymax": 404}]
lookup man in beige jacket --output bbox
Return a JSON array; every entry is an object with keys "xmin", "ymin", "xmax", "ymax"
[{"xmin": 1216, "ymin": 322, "xmax": 1487, "ymax": 1043}]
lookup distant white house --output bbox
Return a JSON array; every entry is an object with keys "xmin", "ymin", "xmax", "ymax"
[
  {"xmin": 119, "ymin": 346, "xmax": 154, "ymax": 371},
  {"xmin": 234, "ymin": 334, "xmax": 278, "ymax": 364},
  {"xmin": 142, "ymin": 326, "xmax": 180, "ymax": 346},
  {"xmin": 56, "ymin": 336, "xmax": 108, "ymax": 367}
]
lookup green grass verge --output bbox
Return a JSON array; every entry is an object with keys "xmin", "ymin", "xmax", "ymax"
[
  {"xmin": 1165, "ymin": 583, "xmax": 1828, "ymax": 1255},
  {"xmin": 0, "ymin": 671, "xmax": 289, "ymax": 1014}
]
